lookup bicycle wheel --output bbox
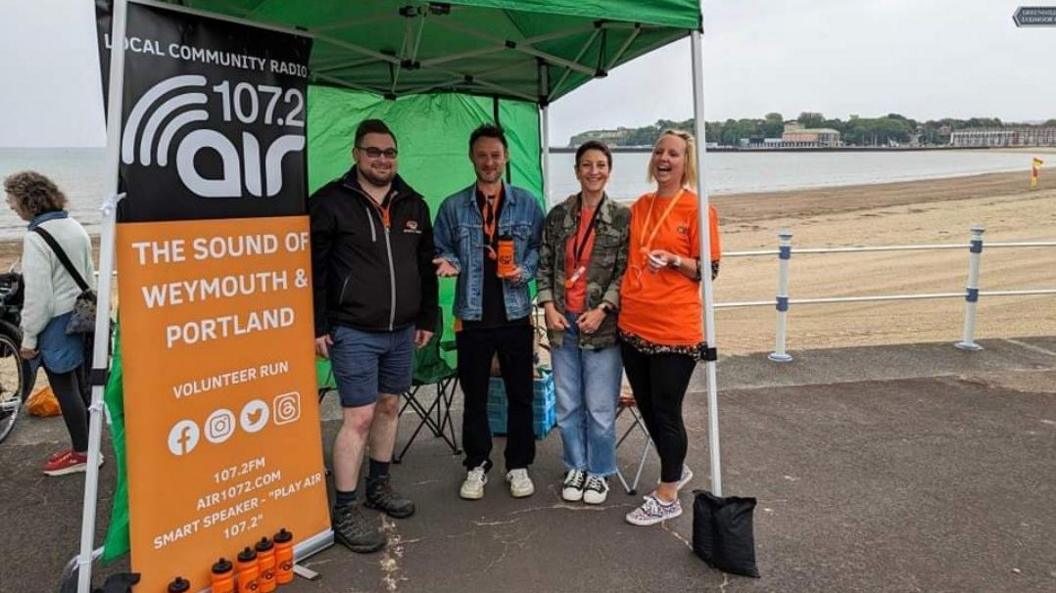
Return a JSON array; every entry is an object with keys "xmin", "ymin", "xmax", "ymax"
[{"xmin": 0, "ymin": 330, "xmax": 25, "ymax": 444}]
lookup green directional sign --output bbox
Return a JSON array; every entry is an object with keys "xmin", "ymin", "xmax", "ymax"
[{"xmin": 1013, "ymin": 6, "xmax": 1056, "ymax": 26}]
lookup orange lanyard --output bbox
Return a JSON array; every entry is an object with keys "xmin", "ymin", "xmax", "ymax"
[{"xmin": 638, "ymin": 190, "xmax": 683, "ymax": 255}]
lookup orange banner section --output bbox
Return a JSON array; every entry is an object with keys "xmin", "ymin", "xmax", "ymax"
[{"xmin": 117, "ymin": 215, "xmax": 329, "ymax": 591}]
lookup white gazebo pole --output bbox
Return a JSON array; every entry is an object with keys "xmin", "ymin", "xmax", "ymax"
[
  {"xmin": 538, "ymin": 60, "xmax": 551, "ymax": 206},
  {"xmin": 690, "ymin": 27, "xmax": 722, "ymax": 497},
  {"xmin": 78, "ymin": 1, "xmax": 129, "ymax": 591}
]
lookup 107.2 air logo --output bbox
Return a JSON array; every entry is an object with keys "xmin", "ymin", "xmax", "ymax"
[{"xmin": 122, "ymin": 74, "xmax": 305, "ymax": 199}]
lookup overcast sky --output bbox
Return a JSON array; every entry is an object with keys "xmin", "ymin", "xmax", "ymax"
[{"xmin": 0, "ymin": 0, "xmax": 1052, "ymax": 147}]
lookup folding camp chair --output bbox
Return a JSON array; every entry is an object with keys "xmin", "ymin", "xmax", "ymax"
[
  {"xmin": 614, "ymin": 390, "xmax": 654, "ymax": 495},
  {"xmin": 394, "ymin": 309, "xmax": 460, "ymax": 462}
]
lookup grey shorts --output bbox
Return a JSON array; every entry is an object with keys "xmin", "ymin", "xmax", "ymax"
[{"xmin": 329, "ymin": 324, "xmax": 415, "ymax": 407}]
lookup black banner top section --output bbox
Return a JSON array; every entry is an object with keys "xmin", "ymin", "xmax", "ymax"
[{"xmin": 97, "ymin": 1, "xmax": 313, "ymax": 222}]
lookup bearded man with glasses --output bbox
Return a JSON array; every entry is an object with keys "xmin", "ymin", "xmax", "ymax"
[{"xmin": 309, "ymin": 119, "xmax": 438, "ymax": 553}]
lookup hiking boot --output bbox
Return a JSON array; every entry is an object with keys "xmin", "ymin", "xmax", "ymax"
[
  {"xmin": 582, "ymin": 474, "xmax": 609, "ymax": 505},
  {"xmin": 625, "ymin": 494, "xmax": 682, "ymax": 526},
  {"xmin": 332, "ymin": 504, "xmax": 386, "ymax": 553},
  {"xmin": 561, "ymin": 469, "xmax": 586, "ymax": 502},
  {"xmin": 364, "ymin": 477, "xmax": 416, "ymax": 518},
  {"xmin": 460, "ymin": 464, "xmax": 487, "ymax": 500},
  {"xmin": 505, "ymin": 468, "xmax": 535, "ymax": 498},
  {"xmin": 43, "ymin": 450, "xmax": 104, "ymax": 476}
]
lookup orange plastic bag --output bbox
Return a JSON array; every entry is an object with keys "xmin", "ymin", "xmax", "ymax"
[{"xmin": 27, "ymin": 386, "xmax": 61, "ymax": 417}]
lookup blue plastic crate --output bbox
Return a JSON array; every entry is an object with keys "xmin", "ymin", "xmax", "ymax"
[{"xmin": 487, "ymin": 371, "xmax": 556, "ymax": 439}]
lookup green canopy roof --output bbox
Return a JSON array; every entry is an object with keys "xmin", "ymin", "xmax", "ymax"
[{"xmin": 165, "ymin": 0, "xmax": 701, "ymax": 102}]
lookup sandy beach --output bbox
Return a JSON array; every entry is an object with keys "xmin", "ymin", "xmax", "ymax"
[{"xmin": 2, "ymin": 170, "xmax": 1052, "ymax": 355}]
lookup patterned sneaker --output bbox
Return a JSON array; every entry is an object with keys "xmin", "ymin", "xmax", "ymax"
[
  {"xmin": 364, "ymin": 477, "xmax": 416, "ymax": 518},
  {"xmin": 505, "ymin": 468, "xmax": 535, "ymax": 498},
  {"xmin": 625, "ymin": 494, "xmax": 682, "ymax": 526},
  {"xmin": 561, "ymin": 469, "xmax": 586, "ymax": 502},
  {"xmin": 332, "ymin": 504, "xmax": 386, "ymax": 553},
  {"xmin": 460, "ymin": 464, "xmax": 488, "ymax": 500},
  {"xmin": 582, "ymin": 474, "xmax": 609, "ymax": 505},
  {"xmin": 43, "ymin": 450, "xmax": 104, "ymax": 476}
]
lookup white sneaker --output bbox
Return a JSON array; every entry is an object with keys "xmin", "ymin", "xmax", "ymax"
[
  {"xmin": 582, "ymin": 474, "xmax": 609, "ymax": 505},
  {"xmin": 459, "ymin": 465, "xmax": 487, "ymax": 500},
  {"xmin": 505, "ymin": 468, "xmax": 535, "ymax": 498},
  {"xmin": 625, "ymin": 494, "xmax": 682, "ymax": 526},
  {"xmin": 561, "ymin": 469, "xmax": 586, "ymax": 502}
]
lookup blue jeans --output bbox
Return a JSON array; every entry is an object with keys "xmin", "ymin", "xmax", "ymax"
[{"xmin": 551, "ymin": 313, "xmax": 621, "ymax": 476}]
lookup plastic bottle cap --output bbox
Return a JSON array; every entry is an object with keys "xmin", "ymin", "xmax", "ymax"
[
  {"xmin": 255, "ymin": 536, "xmax": 274, "ymax": 552},
  {"xmin": 212, "ymin": 557, "xmax": 233, "ymax": 573},
  {"xmin": 237, "ymin": 546, "xmax": 258, "ymax": 562},
  {"xmin": 273, "ymin": 528, "xmax": 293, "ymax": 543},
  {"xmin": 167, "ymin": 576, "xmax": 190, "ymax": 593}
]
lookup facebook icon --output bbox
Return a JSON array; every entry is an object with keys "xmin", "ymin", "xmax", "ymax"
[{"xmin": 167, "ymin": 419, "xmax": 200, "ymax": 456}]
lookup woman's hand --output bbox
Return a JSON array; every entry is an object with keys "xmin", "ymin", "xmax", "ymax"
[
  {"xmin": 647, "ymin": 249, "xmax": 678, "ymax": 272},
  {"xmin": 543, "ymin": 302, "xmax": 570, "ymax": 331},
  {"xmin": 19, "ymin": 347, "xmax": 38, "ymax": 360},
  {"xmin": 576, "ymin": 307, "xmax": 607, "ymax": 334}
]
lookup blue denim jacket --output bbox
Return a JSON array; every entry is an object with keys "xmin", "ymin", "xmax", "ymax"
[{"xmin": 433, "ymin": 183, "xmax": 544, "ymax": 321}]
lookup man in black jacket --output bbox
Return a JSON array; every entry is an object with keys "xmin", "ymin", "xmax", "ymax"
[{"xmin": 310, "ymin": 119, "xmax": 438, "ymax": 553}]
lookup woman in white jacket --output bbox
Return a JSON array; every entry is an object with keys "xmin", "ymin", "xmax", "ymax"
[{"xmin": 4, "ymin": 171, "xmax": 97, "ymax": 476}]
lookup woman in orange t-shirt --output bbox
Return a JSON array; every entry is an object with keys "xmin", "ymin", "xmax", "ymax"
[{"xmin": 620, "ymin": 130, "xmax": 720, "ymax": 527}]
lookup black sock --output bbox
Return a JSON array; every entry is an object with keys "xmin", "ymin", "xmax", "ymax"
[
  {"xmin": 335, "ymin": 488, "xmax": 357, "ymax": 508},
  {"xmin": 368, "ymin": 458, "xmax": 390, "ymax": 482}
]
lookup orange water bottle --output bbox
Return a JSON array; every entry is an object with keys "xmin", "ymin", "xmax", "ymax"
[
  {"xmin": 273, "ymin": 528, "xmax": 295, "ymax": 585},
  {"xmin": 496, "ymin": 235, "xmax": 516, "ymax": 278},
  {"xmin": 236, "ymin": 546, "xmax": 259, "ymax": 592},
  {"xmin": 167, "ymin": 576, "xmax": 190, "ymax": 593},
  {"xmin": 254, "ymin": 537, "xmax": 277, "ymax": 592},
  {"xmin": 210, "ymin": 557, "xmax": 235, "ymax": 593}
]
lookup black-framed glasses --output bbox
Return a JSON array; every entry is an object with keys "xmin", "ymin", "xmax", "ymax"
[{"xmin": 357, "ymin": 146, "xmax": 398, "ymax": 159}]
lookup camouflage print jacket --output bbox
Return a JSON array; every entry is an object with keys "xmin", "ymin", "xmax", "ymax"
[{"xmin": 536, "ymin": 193, "xmax": 630, "ymax": 349}]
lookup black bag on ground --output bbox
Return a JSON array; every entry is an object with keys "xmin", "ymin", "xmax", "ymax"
[
  {"xmin": 32, "ymin": 227, "xmax": 96, "ymax": 334},
  {"xmin": 692, "ymin": 489, "xmax": 761, "ymax": 578}
]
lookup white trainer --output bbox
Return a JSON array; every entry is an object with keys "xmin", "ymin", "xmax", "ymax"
[
  {"xmin": 625, "ymin": 494, "xmax": 682, "ymax": 526},
  {"xmin": 561, "ymin": 469, "xmax": 586, "ymax": 502},
  {"xmin": 506, "ymin": 468, "xmax": 535, "ymax": 498},
  {"xmin": 459, "ymin": 465, "xmax": 487, "ymax": 500},
  {"xmin": 582, "ymin": 474, "xmax": 609, "ymax": 505}
]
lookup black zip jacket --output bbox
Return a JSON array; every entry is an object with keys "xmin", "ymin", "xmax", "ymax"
[{"xmin": 309, "ymin": 169, "xmax": 438, "ymax": 336}]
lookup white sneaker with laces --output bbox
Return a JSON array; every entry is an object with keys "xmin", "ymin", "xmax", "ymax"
[
  {"xmin": 582, "ymin": 474, "xmax": 609, "ymax": 505},
  {"xmin": 506, "ymin": 468, "xmax": 535, "ymax": 498},
  {"xmin": 625, "ymin": 494, "xmax": 682, "ymax": 526},
  {"xmin": 459, "ymin": 465, "xmax": 487, "ymax": 500},
  {"xmin": 561, "ymin": 469, "xmax": 586, "ymax": 502}
]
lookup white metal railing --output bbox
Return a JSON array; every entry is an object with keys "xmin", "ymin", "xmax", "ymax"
[{"xmin": 715, "ymin": 226, "xmax": 1056, "ymax": 362}]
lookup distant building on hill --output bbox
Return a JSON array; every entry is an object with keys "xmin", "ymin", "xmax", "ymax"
[
  {"xmin": 781, "ymin": 122, "xmax": 842, "ymax": 147},
  {"xmin": 950, "ymin": 128, "xmax": 1056, "ymax": 147}
]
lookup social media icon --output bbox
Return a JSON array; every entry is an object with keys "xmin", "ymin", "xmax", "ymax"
[
  {"xmin": 204, "ymin": 409, "xmax": 236, "ymax": 444},
  {"xmin": 167, "ymin": 420, "xmax": 200, "ymax": 456},
  {"xmin": 240, "ymin": 399, "xmax": 270, "ymax": 433},
  {"xmin": 273, "ymin": 392, "xmax": 301, "ymax": 425}
]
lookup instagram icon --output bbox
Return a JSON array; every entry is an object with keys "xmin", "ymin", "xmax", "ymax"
[{"xmin": 273, "ymin": 392, "xmax": 301, "ymax": 425}]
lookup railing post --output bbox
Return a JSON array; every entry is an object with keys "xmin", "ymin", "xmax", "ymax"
[
  {"xmin": 769, "ymin": 229, "xmax": 794, "ymax": 362},
  {"xmin": 955, "ymin": 225, "xmax": 985, "ymax": 351}
]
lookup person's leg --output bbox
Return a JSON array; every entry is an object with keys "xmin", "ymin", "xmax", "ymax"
[
  {"xmin": 365, "ymin": 326, "xmax": 415, "ymax": 518},
  {"xmin": 648, "ymin": 353, "xmax": 697, "ymax": 501},
  {"xmin": 620, "ymin": 342, "xmax": 658, "ymax": 440},
  {"xmin": 496, "ymin": 324, "xmax": 536, "ymax": 472},
  {"xmin": 456, "ymin": 328, "xmax": 497, "ymax": 471},
  {"xmin": 45, "ymin": 368, "xmax": 88, "ymax": 453},
  {"xmin": 582, "ymin": 344, "xmax": 622, "ymax": 477},
  {"xmin": 552, "ymin": 318, "xmax": 587, "ymax": 473}
]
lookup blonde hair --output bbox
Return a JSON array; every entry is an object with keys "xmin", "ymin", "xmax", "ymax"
[{"xmin": 646, "ymin": 129, "xmax": 698, "ymax": 190}]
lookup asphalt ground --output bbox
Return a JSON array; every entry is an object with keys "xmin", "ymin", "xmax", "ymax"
[{"xmin": 2, "ymin": 337, "xmax": 1054, "ymax": 593}]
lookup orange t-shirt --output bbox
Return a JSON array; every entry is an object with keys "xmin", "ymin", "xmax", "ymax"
[
  {"xmin": 618, "ymin": 190, "xmax": 720, "ymax": 347},
  {"xmin": 563, "ymin": 205, "xmax": 597, "ymax": 314}
]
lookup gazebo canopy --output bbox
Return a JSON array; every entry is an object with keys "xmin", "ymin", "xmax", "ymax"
[{"xmin": 165, "ymin": 0, "xmax": 701, "ymax": 103}]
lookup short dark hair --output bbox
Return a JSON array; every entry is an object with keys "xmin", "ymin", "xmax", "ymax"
[
  {"xmin": 574, "ymin": 140, "xmax": 613, "ymax": 169},
  {"xmin": 354, "ymin": 119, "xmax": 397, "ymax": 148},
  {"xmin": 3, "ymin": 171, "xmax": 67, "ymax": 218},
  {"xmin": 469, "ymin": 124, "xmax": 508, "ymax": 152}
]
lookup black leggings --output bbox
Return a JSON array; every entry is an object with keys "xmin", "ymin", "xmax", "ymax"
[
  {"xmin": 46, "ymin": 367, "xmax": 89, "ymax": 453},
  {"xmin": 620, "ymin": 343, "xmax": 696, "ymax": 483}
]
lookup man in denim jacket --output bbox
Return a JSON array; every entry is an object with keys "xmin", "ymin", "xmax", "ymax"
[{"xmin": 433, "ymin": 124, "xmax": 544, "ymax": 500}]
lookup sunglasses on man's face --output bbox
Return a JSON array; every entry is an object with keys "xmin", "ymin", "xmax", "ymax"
[{"xmin": 357, "ymin": 146, "xmax": 398, "ymax": 159}]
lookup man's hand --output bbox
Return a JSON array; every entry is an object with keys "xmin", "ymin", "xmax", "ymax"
[
  {"xmin": 414, "ymin": 329, "xmax": 434, "ymax": 349},
  {"xmin": 19, "ymin": 347, "xmax": 37, "ymax": 360},
  {"xmin": 315, "ymin": 334, "xmax": 333, "ymax": 359},
  {"xmin": 543, "ymin": 302, "xmax": 570, "ymax": 331},
  {"xmin": 433, "ymin": 257, "xmax": 459, "ymax": 277},
  {"xmin": 499, "ymin": 265, "xmax": 525, "ymax": 284},
  {"xmin": 576, "ymin": 307, "xmax": 606, "ymax": 334}
]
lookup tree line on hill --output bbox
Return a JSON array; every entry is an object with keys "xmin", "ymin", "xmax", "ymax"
[{"xmin": 569, "ymin": 112, "xmax": 1056, "ymax": 147}]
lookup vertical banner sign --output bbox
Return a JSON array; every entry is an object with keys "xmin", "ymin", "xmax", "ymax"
[{"xmin": 99, "ymin": 2, "xmax": 327, "ymax": 590}]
